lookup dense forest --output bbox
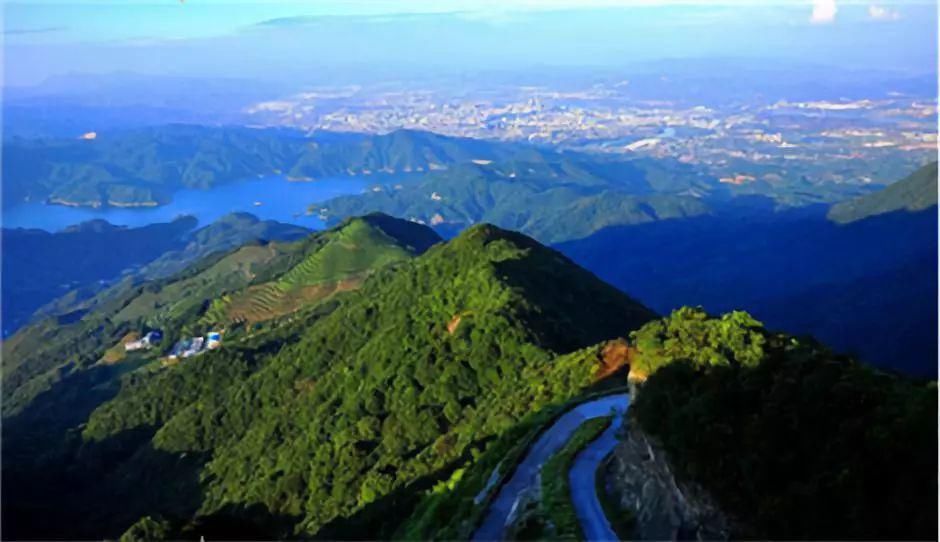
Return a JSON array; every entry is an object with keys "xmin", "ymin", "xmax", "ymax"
[
  {"xmin": 630, "ymin": 308, "xmax": 938, "ymax": 539},
  {"xmin": 1, "ymin": 209, "xmax": 936, "ymax": 540},
  {"xmin": 2, "ymin": 221, "xmax": 654, "ymax": 539}
]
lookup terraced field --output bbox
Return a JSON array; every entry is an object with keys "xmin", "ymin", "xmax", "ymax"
[{"xmin": 201, "ymin": 218, "xmax": 422, "ymax": 326}]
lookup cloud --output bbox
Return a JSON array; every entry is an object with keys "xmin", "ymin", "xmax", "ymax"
[
  {"xmin": 810, "ymin": 0, "xmax": 837, "ymax": 23},
  {"xmin": 3, "ymin": 26, "xmax": 66, "ymax": 35},
  {"xmin": 868, "ymin": 4, "xmax": 901, "ymax": 20}
]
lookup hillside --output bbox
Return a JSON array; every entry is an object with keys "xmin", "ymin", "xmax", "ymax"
[
  {"xmin": 319, "ymin": 158, "xmax": 719, "ymax": 243},
  {"xmin": 1, "ymin": 126, "xmax": 526, "ymax": 210},
  {"xmin": 1, "ymin": 214, "xmax": 438, "ymax": 419},
  {"xmin": 2, "ymin": 221, "xmax": 654, "ymax": 540},
  {"xmin": 558, "ymin": 175, "xmax": 938, "ymax": 376},
  {"xmin": 1, "ymin": 213, "xmax": 310, "ymax": 335},
  {"xmin": 626, "ymin": 308, "xmax": 937, "ymax": 539},
  {"xmin": 828, "ymin": 161, "xmax": 938, "ymax": 223}
]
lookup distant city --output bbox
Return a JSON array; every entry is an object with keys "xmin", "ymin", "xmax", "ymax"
[{"xmin": 246, "ymin": 83, "xmax": 937, "ymax": 187}]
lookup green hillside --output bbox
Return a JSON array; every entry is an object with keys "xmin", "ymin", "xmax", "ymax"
[
  {"xmin": 1, "ymin": 126, "xmax": 525, "ymax": 210},
  {"xmin": 828, "ymin": 161, "xmax": 938, "ymax": 223},
  {"xmin": 320, "ymin": 160, "xmax": 716, "ymax": 243},
  {"xmin": 628, "ymin": 308, "xmax": 937, "ymax": 539},
  {"xmin": 24, "ymin": 213, "xmax": 311, "ymax": 327},
  {"xmin": 201, "ymin": 214, "xmax": 441, "ymax": 325},
  {"xmin": 1, "ymin": 214, "xmax": 438, "ymax": 419},
  {"xmin": 2, "ymin": 221, "xmax": 654, "ymax": 540}
]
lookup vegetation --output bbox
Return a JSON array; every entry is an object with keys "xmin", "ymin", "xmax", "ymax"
[
  {"xmin": 2, "ymin": 212, "xmax": 310, "ymax": 335},
  {"xmin": 631, "ymin": 309, "xmax": 938, "ymax": 540},
  {"xmin": 828, "ymin": 161, "xmax": 938, "ymax": 223},
  {"xmin": 539, "ymin": 416, "xmax": 612, "ymax": 540},
  {"xmin": 1, "ymin": 126, "xmax": 525, "ymax": 210},
  {"xmin": 320, "ymin": 159, "xmax": 717, "ymax": 243},
  {"xmin": 2, "ymin": 221, "xmax": 653, "ymax": 540},
  {"xmin": 558, "ymin": 186, "xmax": 938, "ymax": 376},
  {"xmin": 629, "ymin": 307, "xmax": 767, "ymax": 377}
]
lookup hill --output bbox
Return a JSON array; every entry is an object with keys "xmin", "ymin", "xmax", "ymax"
[
  {"xmin": 1, "ymin": 213, "xmax": 310, "ymax": 335},
  {"xmin": 319, "ymin": 158, "xmax": 719, "ymax": 243},
  {"xmin": 627, "ymin": 308, "xmax": 937, "ymax": 539},
  {"xmin": 1, "ymin": 126, "xmax": 526, "ymax": 210},
  {"xmin": 1, "ymin": 214, "xmax": 438, "ymax": 419},
  {"xmin": 558, "ymin": 175, "xmax": 938, "ymax": 376},
  {"xmin": 828, "ymin": 161, "xmax": 938, "ymax": 223},
  {"xmin": 1, "ymin": 221, "xmax": 654, "ymax": 540}
]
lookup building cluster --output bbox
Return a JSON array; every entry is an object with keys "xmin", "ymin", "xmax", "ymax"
[
  {"xmin": 245, "ymin": 83, "xmax": 937, "ymax": 186},
  {"xmin": 168, "ymin": 331, "xmax": 223, "ymax": 360}
]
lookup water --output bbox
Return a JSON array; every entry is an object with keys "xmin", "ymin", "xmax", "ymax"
[{"xmin": 1, "ymin": 176, "xmax": 372, "ymax": 232}]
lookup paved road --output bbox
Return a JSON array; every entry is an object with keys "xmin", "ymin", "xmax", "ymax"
[
  {"xmin": 471, "ymin": 394, "xmax": 629, "ymax": 542},
  {"xmin": 569, "ymin": 398, "xmax": 630, "ymax": 541}
]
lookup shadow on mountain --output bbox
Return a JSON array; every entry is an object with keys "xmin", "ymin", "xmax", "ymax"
[
  {"xmin": 180, "ymin": 503, "xmax": 301, "ymax": 541},
  {"xmin": 556, "ymin": 204, "xmax": 938, "ymax": 376},
  {"xmin": 1, "ymin": 364, "xmax": 208, "ymax": 540},
  {"xmin": 314, "ymin": 447, "xmax": 481, "ymax": 540}
]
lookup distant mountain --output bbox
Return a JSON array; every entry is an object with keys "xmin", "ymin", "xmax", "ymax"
[
  {"xmin": 1, "ymin": 126, "xmax": 529, "ymax": 210},
  {"xmin": 828, "ymin": 161, "xmax": 938, "ymax": 223},
  {"xmin": 1, "ymin": 213, "xmax": 310, "ymax": 335},
  {"xmin": 320, "ymin": 158, "xmax": 721, "ymax": 243},
  {"xmin": 2, "ymin": 219, "xmax": 653, "ymax": 540},
  {"xmin": 558, "ymin": 169, "xmax": 938, "ymax": 376},
  {"xmin": 1, "ymin": 217, "xmax": 198, "ymax": 334}
]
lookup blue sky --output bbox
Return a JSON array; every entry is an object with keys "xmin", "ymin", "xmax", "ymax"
[{"xmin": 4, "ymin": 1, "xmax": 937, "ymax": 87}]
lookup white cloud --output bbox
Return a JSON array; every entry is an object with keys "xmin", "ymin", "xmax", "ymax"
[
  {"xmin": 810, "ymin": 0, "xmax": 838, "ymax": 23},
  {"xmin": 868, "ymin": 4, "xmax": 901, "ymax": 20}
]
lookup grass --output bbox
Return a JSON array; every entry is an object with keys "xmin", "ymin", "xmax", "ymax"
[{"xmin": 540, "ymin": 416, "xmax": 612, "ymax": 540}]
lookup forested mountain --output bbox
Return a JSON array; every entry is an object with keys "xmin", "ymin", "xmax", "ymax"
[
  {"xmin": 628, "ymin": 308, "xmax": 937, "ymax": 539},
  {"xmin": 1, "ymin": 219, "xmax": 654, "ymax": 540},
  {"xmin": 2, "ymin": 216, "xmax": 936, "ymax": 541},
  {"xmin": 1, "ymin": 213, "xmax": 310, "ymax": 335},
  {"xmin": 558, "ymin": 166, "xmax": 938, "ymax": 376},
  {"xmin": 2, "ymin": 214, "xmax": 438, "ymax": 418},
  {"xmin": 828, "ymin": 161, "xmax": 938, "ymax": 223},
  {"xmin": 319, "ymin": 158, "xmax": 719, "ymax": 243},
  {"xmin": 1, "ymin": 127, "xmax": 530, "ymax": 209}
]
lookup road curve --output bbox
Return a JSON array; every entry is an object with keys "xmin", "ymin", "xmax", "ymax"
[
  {"xmin": 569, "ymin": 399, "xmax": 630, "ymax": 541},
  {"xmin": 471, "ymin": 394, "xmax": 629, "ymax": 542}
]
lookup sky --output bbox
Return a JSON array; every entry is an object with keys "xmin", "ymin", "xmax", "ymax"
[{"xmin": 3, "ymin": 1, "xmax": 937, "ymax": 87}]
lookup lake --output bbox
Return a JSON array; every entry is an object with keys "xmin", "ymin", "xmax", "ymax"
[{"xmin": 2, "ymin": 176, "xmax": 372, "ymax": 232}]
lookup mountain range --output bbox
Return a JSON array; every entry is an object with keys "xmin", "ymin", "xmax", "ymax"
[
  {"xmin": 2, "ymin": 215, "xmax": 654, "ymax": 539},
  {"xmin": 2, "ymin": 214, "xmax": 934, "ymax": 541},
  {"xmin": 1, "ymin": 213, "xmax": 310, "ymax": 335}
]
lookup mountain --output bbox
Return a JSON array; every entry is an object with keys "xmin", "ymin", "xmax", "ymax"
[
  {"xmin": 1, "ymin": 220, "xmax": 654, "ymax": 540},
  {"xmin": 828, "ymin": 162, "xmax": 938, "ymax": 223},
  {"xmin": 558, "ymin": 174, "xmax": 938, "ymax": 376},
  {"xmin": 1, "ymin": 217, "xmax": 198, "ymax": 334},
  {"xmin": 320, "ymin": 158, "xmax": 720, "ymax": 243},
  {"xmin": 1, "ymin": 126, "xmax": 528, "ymax": 210},
  {"xmin": 1, "ymin": 214, "xmax": 438, "ymax": 418},
  {"xmin": 1, "ymin": 213, "xmax": 310, "ymax": 335},
  {"xmin": 627, "ymin": 308, "xmax": 937, "ymax": 539}
]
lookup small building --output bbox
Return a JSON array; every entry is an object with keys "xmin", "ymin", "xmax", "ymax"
[
  {"xmin": 207, "ymin": 331, "xmax": 222, "ymax": 350},
  {"xmin": 125, "ymin": 330, "xmax": 163, "ymax": 352},
  {"xmin": 182, "ymin": 337, "xmax": 205, "ymax": 358}
]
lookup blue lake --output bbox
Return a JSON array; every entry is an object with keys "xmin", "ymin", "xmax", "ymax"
[{"xmin": 2, "ymin": 176, "xmax": 372, "ymax": 232}]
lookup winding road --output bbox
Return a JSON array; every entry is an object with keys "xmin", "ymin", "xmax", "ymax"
[
  {"xmin": 471, "ymin": 394, "xmax": 630, "ymax": 541},
  {"xmin": 569, "ymin": 402, "xmax": 629, "ymax": 541}
]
